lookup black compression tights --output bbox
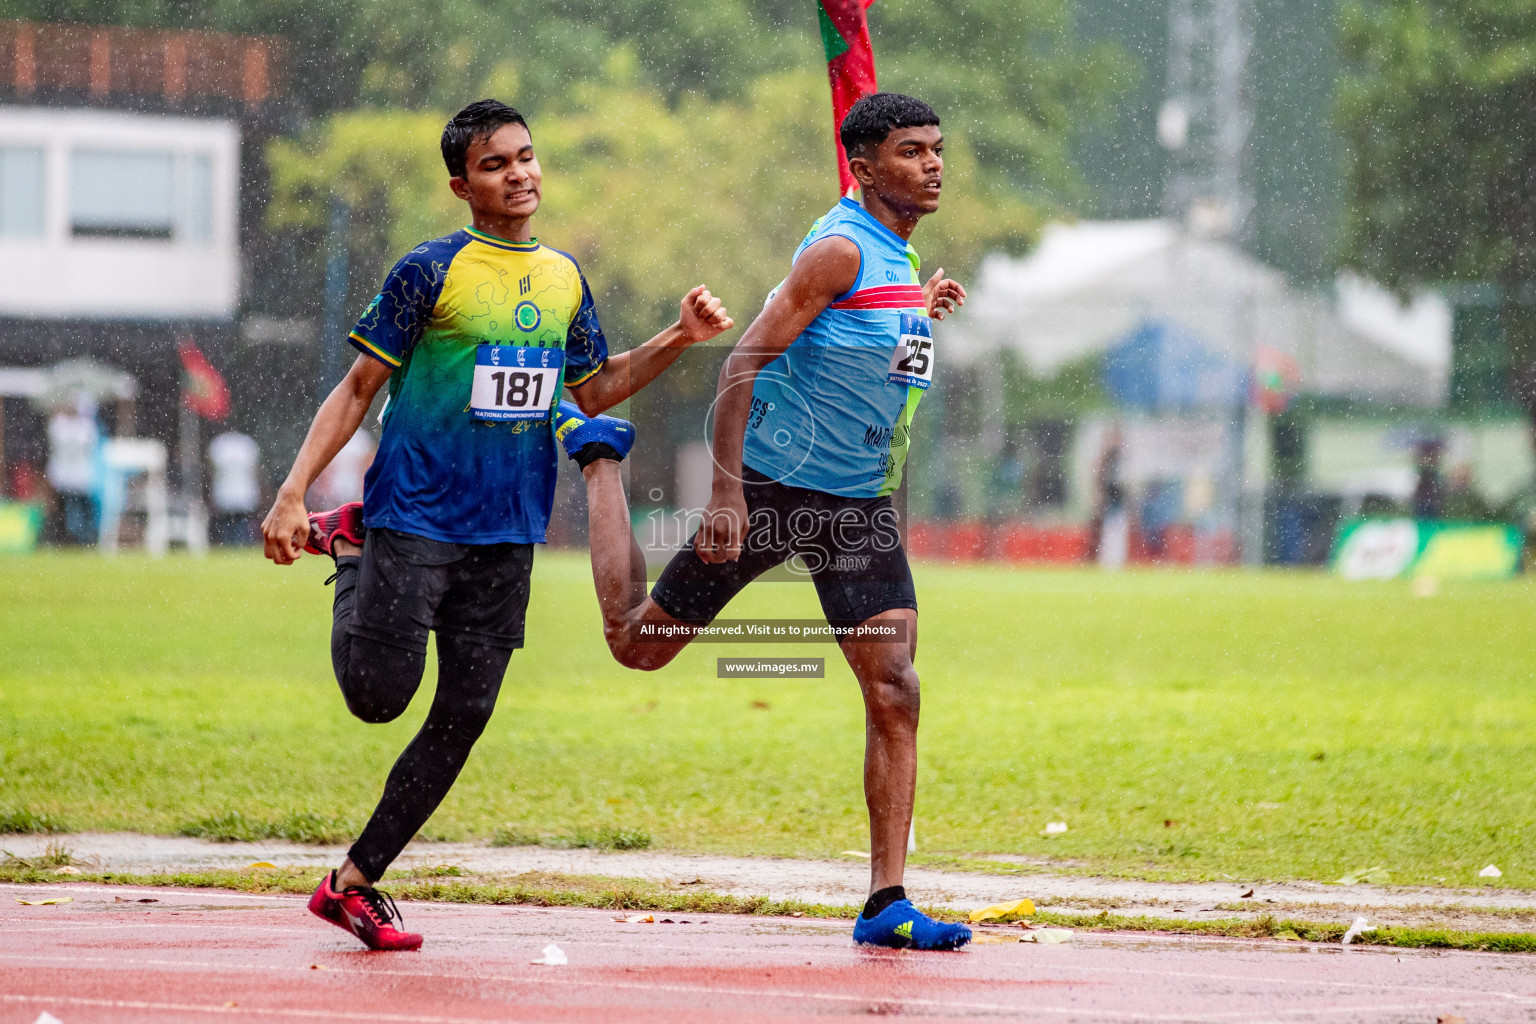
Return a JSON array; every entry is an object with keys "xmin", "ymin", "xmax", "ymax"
[{"xmin": 329, "ymin": 557, "xmax": 511, "ymax": 882}]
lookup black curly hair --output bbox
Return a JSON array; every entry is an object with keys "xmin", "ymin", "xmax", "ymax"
[{"xmin": 839, "ymin": 93, "xmax": 940, "ymax": 159}]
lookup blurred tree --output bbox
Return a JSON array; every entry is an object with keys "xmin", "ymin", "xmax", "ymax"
[
  {"xmin": 1337, "ymin": 0, "xmax": 1536, "ymax": 421},
  {"xmin": 871, "ymin": 0, "xmax": 1124, "ymax": 204},
  {"xmin": 266, "ymin": 61, "xmax": 1041, "ymax": 351},
  {"xmin": 12, "ymin": 0, "xmax": 1123, "ymax": 198},
  {"xmin": 266, "ymin": 108, "xmax": 456, "ymax": 264}
]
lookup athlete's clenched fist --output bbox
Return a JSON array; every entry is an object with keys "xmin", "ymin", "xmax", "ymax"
[{"xmin": 679, "ymin": 285, "xmax": 735, "ymax": 343}]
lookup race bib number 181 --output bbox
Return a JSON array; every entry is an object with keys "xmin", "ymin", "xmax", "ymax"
[
  {"xmin": 470, "ymin": 345, "xmax": 564, "ymax": 421},
  {"xmin": 887, "ymin": 313, "xmax": 934, "ymax": 389}
]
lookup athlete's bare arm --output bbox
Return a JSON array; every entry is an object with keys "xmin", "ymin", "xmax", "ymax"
[
  {"xmin": 693, "ymin": 236, "xmax": 861, "ymax": 564},
  {"xmin": 566, "ymin": 286, "xmax": 733, "ymax": 415},
  {"xmin": 262, "ymin": 354, "xmax": 393, "ymax": 565}
]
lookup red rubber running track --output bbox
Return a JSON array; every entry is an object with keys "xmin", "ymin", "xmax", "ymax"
[{"xmin": 4, "ymin": 883, "xmax": 1535, "ymax": 1022}]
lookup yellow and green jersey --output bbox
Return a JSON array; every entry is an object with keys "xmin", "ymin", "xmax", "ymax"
[{"xmin": 348, "ymin": 227, "xmax": 607, "ymax": 544}]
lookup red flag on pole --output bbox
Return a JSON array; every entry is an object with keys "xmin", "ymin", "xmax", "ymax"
[
  {"xmin": 819, "ymin": 0, "xmax": 879, "ymax": 197},
  {"xmin": 178, "ymin": 336, "xmax": 230, "ymax": 422}
]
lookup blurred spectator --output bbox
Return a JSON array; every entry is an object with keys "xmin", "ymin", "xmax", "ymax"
[
  {"xmin": 1411, "ymin": 439, "xmax": 1444, "ymax": 519},
  {"xmin": 46, "ymin": 396, "xmax": 100, "ymax": 545},
  {"xmin": 1139, "ymin": 480, "xmax": 1183, "ymax": 559},
  {"xmin": 990, "ymin": 436, "xmax": 1025, "ymax": 519},
  {"xmin": 9, "ymin": 461, "xmax": 44, "ymax": 502},
  {"xmin": 208, "ymin": 430, "xmax": 261, "ymax": 545},
  {"xmin": 1093, "ymin": 430, "xmax": 1129, "ymax": 568},
  {"xmin": 309, "ymin": 428, "xmax": 375, "ymax": 510}
]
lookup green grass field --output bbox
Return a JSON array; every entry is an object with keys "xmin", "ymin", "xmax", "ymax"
[{"xmin": 1, "ymin": 549, "xmax": 1533, "ymax": 888}]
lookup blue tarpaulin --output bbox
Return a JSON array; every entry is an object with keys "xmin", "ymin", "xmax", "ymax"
[{"xmin": 1102, "ymin": 319, "xmax": 1247, "ymax": 410}]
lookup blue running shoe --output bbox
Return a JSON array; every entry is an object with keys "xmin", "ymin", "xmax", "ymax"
[
  {"xmin": 552, "ymin": 401, "xmax": 636, "ymax": 463},
  {"xmin": 852, "ymin": 900, "xmax": 972, "ymax": 951}
]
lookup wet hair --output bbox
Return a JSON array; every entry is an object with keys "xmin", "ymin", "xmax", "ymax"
[
  {"xmin": 839, "ymin": 93, "xmax": 940, "ymax": 159},
  {"xmin": 441, "ymin": 99, "xmax": 530, "ymax": 178}
]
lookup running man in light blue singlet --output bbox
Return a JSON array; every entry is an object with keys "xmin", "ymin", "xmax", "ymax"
[
  {"xmin": 566, "ymin": 93, "xmax": 971, "ymax": 950},
  {"xmin": 744, "ymin": 196, "xmax": 930, "ymax": 498}
]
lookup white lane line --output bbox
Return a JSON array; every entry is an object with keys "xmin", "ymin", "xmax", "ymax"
[
  {"xmin": 1179, "ymin": 1001, "xmax": 1531, "ymax": 1024},
  {"xmin": 0, "ymin": 884, "xmax": 300, "ymax": 902},
  {"xmin": 0, "ymin": 953, "xmax": 1185, "ymax": 1021},
  {"xmin": 7, "ymin": 905, "xmax": 1535, "ymax": 994},
  {"xmin": 7, "ymin": 904, "xmax": 1534, "ymax": 1012},
  {"xmin": 1048, "ymin": 957, "xmax": 1536, "ymax": 1006},
  {"xmin": 0, "ymin": 922, "xmax": 317, "ymax": 936},
  {"xmin": 0, "ymin": 992, "xmax": 533, "ymax": 1024},
  {"xmin": 3, "ymin": 983, "xmax": 1521, "ymax": 1024},
  {"xmin": 0, "ymin": 951, "xmax": 1505, "ymax": 1024},
  {"xmin": 4, "ymin": 930, "xmax": 1534, "ymax": 1010}
]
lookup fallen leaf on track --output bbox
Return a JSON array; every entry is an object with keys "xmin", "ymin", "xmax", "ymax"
[
  {"xmin": 15, "ymin": 897, "xmax": 72, "ymax": 906},
  {"xmin": 968, "ymin": 898, "xmax": 1036, "ymax": 924},
  {"xmin": 1021, "ymin": 928, "xmax": 1073, "ymax": 944}
]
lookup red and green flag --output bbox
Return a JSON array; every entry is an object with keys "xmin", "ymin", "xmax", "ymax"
[
  {"xmin": 178, "ymin": 336, "xmax": 230, "ymax": 422},
  {"xmin": 1251, "ymin": 346, "xmax": 1300, "ymax": 415},
  {"xmin": 819, "ymin": 0, "xmax": 879, "ymax": 197}
]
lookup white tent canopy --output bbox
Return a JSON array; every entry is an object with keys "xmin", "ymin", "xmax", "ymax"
[{"xmin": 946, "ymin": 219, "xmax": 1450, "ymax": 408}]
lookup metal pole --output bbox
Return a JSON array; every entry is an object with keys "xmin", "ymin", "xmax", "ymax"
[
  {"xmin": 1240, "ymin": 403, "xmax": 1268, "ymax": 565},
  {"xmin": 319, "ymin": 195, "xmax": 353, "ymax": 405},
  {"xmin": 179, "ymin": 397, "xmax": 200, "ymax": 498},
  {"xmin": 1161, "ymin": 0, "xmax": 1253, "ymax": 237}
]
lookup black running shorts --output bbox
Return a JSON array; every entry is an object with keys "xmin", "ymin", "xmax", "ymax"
[
  {"xmin": 651, "ymin": 467, "xmax": 918, "ymax": 630},
  {"xmin": 346, "ymin": 527, "xmax": 534, "ymax": 654}
]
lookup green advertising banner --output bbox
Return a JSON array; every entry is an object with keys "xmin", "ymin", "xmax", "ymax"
[
  {"xmin": 0, "ymin": 502, "xmax": 42, "ymax": 554},
  {"xmin": 1332, "ymin": 518, "xmax": 1523, "ymax": 580}
]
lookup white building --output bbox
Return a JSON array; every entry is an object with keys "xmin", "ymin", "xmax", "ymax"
[
  {"xmin": 0, "ymin": 105, "xmax": 240, "ymax": 320},
  {"xmin": 948, "ymin": 219, "xmax": 1450, "ymax": 407},
  {"xmin": 920, "ymin": 220, "xmax": 1527, "ymax": 562}
]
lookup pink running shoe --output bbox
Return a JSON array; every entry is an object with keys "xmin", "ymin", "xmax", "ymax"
[
  {"xmin": 303, "ymin": 502, "xmax": 365, "ymax": 557},
  {"xmin": 308, "ymin": 870, "xmax": 422, "ymax": 951}
]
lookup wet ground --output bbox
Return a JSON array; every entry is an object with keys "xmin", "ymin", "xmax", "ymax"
[{"xmin": 4, "ymin": 883, "xmax": 1535, "ymax": 1023}]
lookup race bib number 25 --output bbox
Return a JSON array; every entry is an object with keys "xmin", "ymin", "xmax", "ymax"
[
  {"xmin": 470, "ymin": 345, "xmax": 563, "ymax": 421},
  {"xmin": 887, "ymin": 313, "xmax": 934, "ymax": 389}
]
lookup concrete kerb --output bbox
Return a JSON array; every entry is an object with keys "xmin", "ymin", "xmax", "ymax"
[{"xmin": 4, "ymin": 832, "xmax": 1533, "ymax": 934}]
